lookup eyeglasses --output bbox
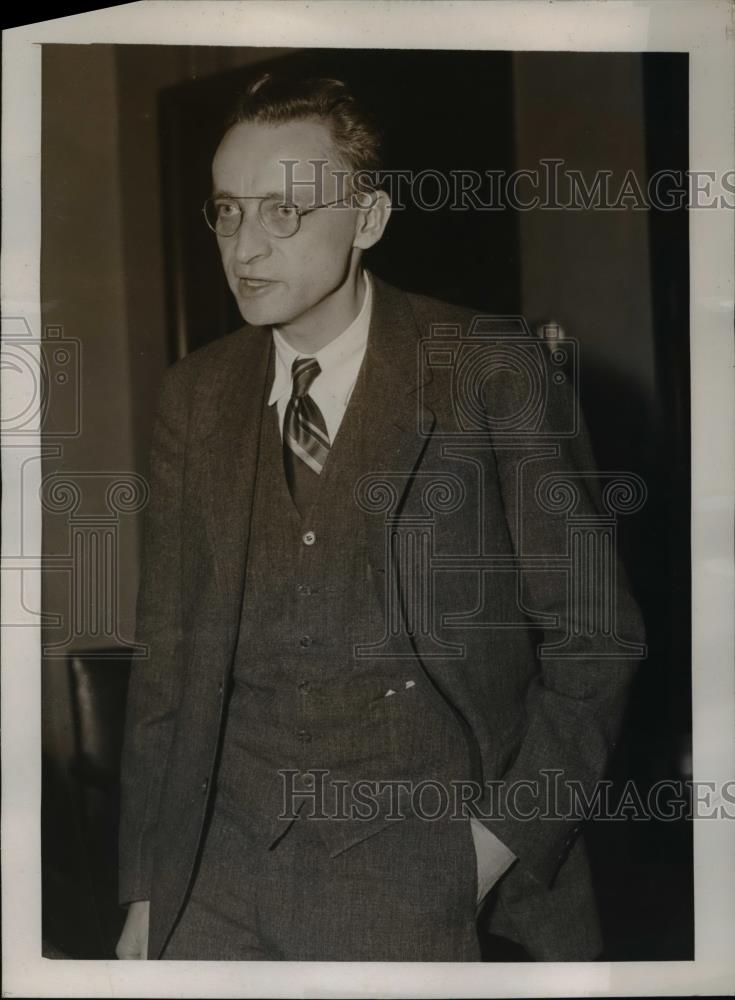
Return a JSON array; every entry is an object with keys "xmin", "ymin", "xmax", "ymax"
[{"xmin": 202, "ymin": 195, "xmax": 347, "ymax": 240}]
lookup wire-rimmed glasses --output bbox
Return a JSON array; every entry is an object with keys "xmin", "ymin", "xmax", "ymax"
[{"xmin": 202, "ymin": 194, "xmax": 347, "ymax": 239}]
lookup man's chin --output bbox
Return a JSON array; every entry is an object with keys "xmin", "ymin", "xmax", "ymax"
[{"xmin": 235, "ymin": 294, "xmax": 288, "ymax": 329}]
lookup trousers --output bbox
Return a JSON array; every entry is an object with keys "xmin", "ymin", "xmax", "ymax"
[{"xmin": 162, "ymin": 795, "xmax": 482, "ymax": 961}]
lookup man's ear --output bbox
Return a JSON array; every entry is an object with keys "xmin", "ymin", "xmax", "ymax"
[{"xmin": 352, "ymin": 189, "xmax": 392, "ymax": 250}]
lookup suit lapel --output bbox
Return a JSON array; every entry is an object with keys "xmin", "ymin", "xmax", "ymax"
[
  {"xmin": 353, "ymin": 275, "xmax": 439, "ymax": 607},
  {"xmin": 354, "ymin": 272, "xmax": 436, "ymax": 470},
  {"xmin": 197, "ymin": 326, "xmax": 273, "ymax": 623}
]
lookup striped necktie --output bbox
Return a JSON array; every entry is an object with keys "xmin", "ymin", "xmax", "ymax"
[{"xmin": 283, "ymin": 357, "xmax": 330, "ymax": 515}]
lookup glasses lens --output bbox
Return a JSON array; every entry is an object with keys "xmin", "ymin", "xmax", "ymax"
[
  {"xmin": 259, "ymin": 197, "xmax": 300, "ymax": 238},
  {"xmin": 205, "ymin": 198, "xmax": 242, "ymax": 236}
]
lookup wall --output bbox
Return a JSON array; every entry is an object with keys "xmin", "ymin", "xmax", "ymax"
[
  {"xmin": 512, "ymin": 51, "xmax": 692, "ymax": 958},
  {"xmin": 41, "ymin": 43, "xmax": 288, "ymax": 765},
  {"xmin": 512, "ymin": 51, "xmax": 654, "ymax": 396}
]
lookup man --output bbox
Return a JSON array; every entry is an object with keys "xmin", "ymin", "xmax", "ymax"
[{"xmin": 116, "ymin": 73, "xmax": 645, "ymax": 962}]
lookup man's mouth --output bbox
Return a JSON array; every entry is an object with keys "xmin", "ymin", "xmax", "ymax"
[{"xmin": 237, "ymin": 277, "xmax": 278, "ymax": 295}]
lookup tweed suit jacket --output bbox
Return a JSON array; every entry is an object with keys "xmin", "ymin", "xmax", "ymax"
[{"xmin": 118, "ymin": 274, "xmax": 645, "ymax": 961}]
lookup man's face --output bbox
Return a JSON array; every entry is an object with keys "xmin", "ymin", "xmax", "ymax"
[{"xmin": 211, "ymin": 119, "xmax": 363, "ymax": 330}]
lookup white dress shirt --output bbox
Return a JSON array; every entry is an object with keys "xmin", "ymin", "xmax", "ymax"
[
  {"xmin": 268, "ymin": 269, "xmax": 516, "ymax": 903},
  {"xmin": 269, "ymin": 272, "xmax": 373, "ymax": 442}
]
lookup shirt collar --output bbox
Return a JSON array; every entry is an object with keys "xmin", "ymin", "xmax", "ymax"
[{"xmin": 268, "ymin": 272, "xmax": 372, "ymax": 407}]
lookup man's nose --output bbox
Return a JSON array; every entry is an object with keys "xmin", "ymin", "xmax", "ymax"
[{"xmin": 233, "ymin": 205, "xmax": 271, "ymax": 262}]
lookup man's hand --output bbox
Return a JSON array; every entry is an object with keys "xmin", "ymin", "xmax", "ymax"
[{"xmin": 116, "ymin": 900, "xmax": 150, "ymax": 960}]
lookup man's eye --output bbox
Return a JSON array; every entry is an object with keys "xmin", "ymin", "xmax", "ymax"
[
  {"xmin": 273, "ymin": 202, "xmax": 298, "ymax": 217},
  {"xmin": 215, "ymin": 201, "xmax": 239, "ymax": 217}
]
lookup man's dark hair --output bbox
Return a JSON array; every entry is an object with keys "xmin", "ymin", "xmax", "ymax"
[{"xmin": 228, "ymin": 73, "xmax": 384, "ymax": 190}]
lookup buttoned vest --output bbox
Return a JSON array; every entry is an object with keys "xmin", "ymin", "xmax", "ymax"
[{"xmin": 215, "ymin": 342, "xmax": 476, "ymax": 855}]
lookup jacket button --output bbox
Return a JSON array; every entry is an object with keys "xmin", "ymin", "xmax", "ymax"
[
  {"xmin": 201, "ymin": 778, "xmax": 209, "ymax": 793},
  {"xmin": 296, "ymin": 730, "xmax": 312, "ymax": 743},
  {"xmin": 299, "ymin": 636, "xmax": 312, "ymax": 648},
  {"xmin": 302, "ymin": 530, "xmax": 316, "ymax": 546}
]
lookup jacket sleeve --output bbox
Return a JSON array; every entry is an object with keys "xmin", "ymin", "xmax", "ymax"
[
  {"xmin": 118, "ymin": 363, "xmax": 189, "ymax": 904},
  {"xmin": 474, "ymin": 350, "xmax": 647, "ymax": 889}
]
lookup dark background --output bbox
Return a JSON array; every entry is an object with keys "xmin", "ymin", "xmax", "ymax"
[{"xmin": 41, "ymin": 46, "xmax": 691, "ymax": 960}]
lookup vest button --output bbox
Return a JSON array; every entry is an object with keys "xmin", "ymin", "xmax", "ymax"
[
  {"xmin": 298, "ymin": 680, "xmax": 310, "ymax": 692},
  {"xmin": 296, "ymin": 730, "xmax": 312, "ymax": 743},
  {"xmin": 297, "ymin": 584, "xmax": 312, "ymax": 595},
  {"xmin": 299, "ymin": 636, "xmax": 312, "ymax": 648},
  {"xmin": 201, "ymin": 778, "xmax": 209, "ymax": 793},
  {"xmin": 302, "ymin": 530, "xmax": 316, "ymax": 546}
]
